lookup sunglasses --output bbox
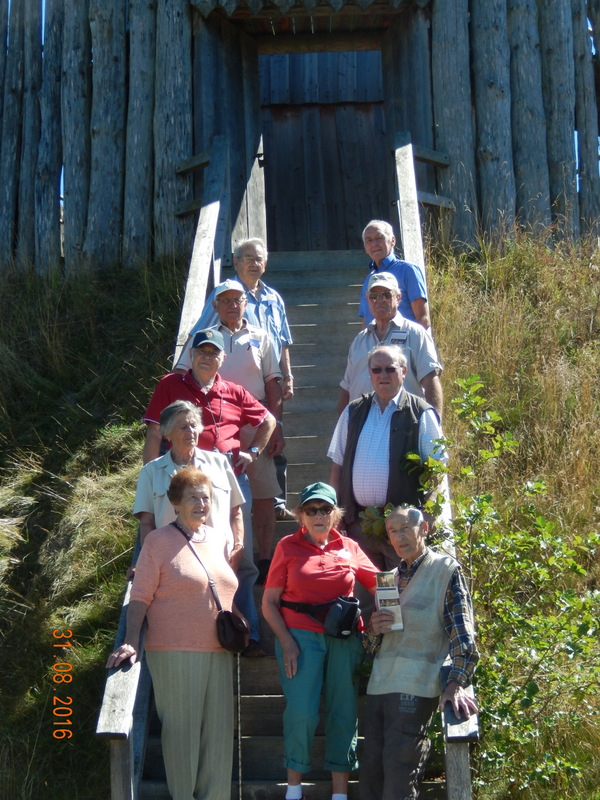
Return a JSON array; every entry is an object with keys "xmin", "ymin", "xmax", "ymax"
[
  {"xmin": 369, "ymin": 366, "xmax": 398, "ymax": 374},
  {"xmin": 368, "ymin": 291, "xmax": 393, "ymax": 300},
  {"xmin": 302, "ymin": 505, "xmax": 334, "ymax": 516}
]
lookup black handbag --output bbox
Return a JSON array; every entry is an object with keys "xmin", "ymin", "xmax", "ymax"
[{"xmin": 173, "ymin": 521, "xmax": 249, "ymax": 653}]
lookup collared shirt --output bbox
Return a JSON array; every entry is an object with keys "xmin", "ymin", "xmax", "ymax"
[
  {"xmin": 176, "ymin": 320, "xmax": 282, "ymax": 398},
  {"xmin": 178, "ymin": 278, "xmax": 293, "ymax": 365},
  {"xmin": 359, "ymin": 252, "xmax": 428, "ymax": 325},
  {"xmin": 340, "ymin": 312, "xmax": 442, "ymax": 402},
  {"xmin": 363, "ymin": 548, "xmax": 479, "ymax": 687},
  {"xmin": 264, "ymin": 527, "xmax": 378, "ymax": 633},
  {"xmin": 327, "ymin": 389, "xmax": 447, "ymax": 508},
  {"xmin": 133, "ymin": 448, "xmax": 244, "ymax": 550},
  {"xmin": 144, "ymin": 372, "xmax": 269, "ymax": 473}
]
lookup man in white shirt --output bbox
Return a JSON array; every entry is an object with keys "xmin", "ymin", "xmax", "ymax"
[
  {"xmin": 339, "ymin": 272, "xmax": 443, "ymax": 417},
  {"xmin": 207, "ymin": 279, "xmax": 284, "ymax": 585},
  {"xmin": 328, "ymin": 345, "xmax": 447, "ymax": 569}
]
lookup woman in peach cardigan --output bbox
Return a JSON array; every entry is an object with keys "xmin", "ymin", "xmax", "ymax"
[{"xmin": 107, "ymin": 467, "xmax": 246, "ymax": 800}]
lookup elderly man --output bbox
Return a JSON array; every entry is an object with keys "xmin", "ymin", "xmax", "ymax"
[
  {"xmin": 143, "ymin": 328, "xmax": 276, "ymax": 654},
  {"xmin": 359, "ymin": 220, "xmax": 430, "ymax": 329},
  {"xmin": 361, "ymin": 506, "xmax": 478, "ymax": 800},
  {"xmin": 328, "ymin": 345, "xmax": 447, "ymax": 570},
  {"xmin": 339, "ymin": 272, "xmax": 443, "ymax": 417},
  {"xmin": 206, "ymin": 278, "xmax": 284, "ymax": 583},
  {"xmin": 176, "ymin": 237, "xmax": 294, "ymax": 519}
]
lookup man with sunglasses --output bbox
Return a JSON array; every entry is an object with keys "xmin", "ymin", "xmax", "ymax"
[
  {"xmin": 338, "ymin": 272, "xmax": 443, "ymax": 417},
  {"xmin": 359, "ymin": 219, "xmax": 430, "ymax": 329},
  {"xmin": 328, "ymin": 344, "xmax": 447, "ymax": 569}
]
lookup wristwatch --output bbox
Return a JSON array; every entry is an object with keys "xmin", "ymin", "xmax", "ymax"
[{"xmin": 249, "ymin": 447, "xmax": 260, "ymax": 461}]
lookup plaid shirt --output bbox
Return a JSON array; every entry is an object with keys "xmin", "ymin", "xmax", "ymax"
[{"xmin": 363, "ymin": 548, "xmax": 478, "ymax": 687}]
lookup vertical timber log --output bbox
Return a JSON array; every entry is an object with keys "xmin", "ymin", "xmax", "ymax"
[
  {"xmin": 471, "ymin": 0, "xmax": 516, "ymax": 237},
  {"xmin": 431, "ymin": 0, "xmax": 477, "ymax": 245},
  {"xmin": 16, "ymin": 0, "xmax": 42, "ymax": 267},
  {"xmin": 538, "ymin": 0, "xmax": 579, "ymax": 240},
  {"xmin": 0, "ymin": 0, "xmax": 8, "ymax": 140},
  {"xmin": 507, "ymin": 0, "xmax": 551, "ymax": 231},
  {"xmin": 83, "ymin": 0, "xmax": 126, "ymax": 267},
  {"xmin": 382, "ymin": 8, "xmax": 435, "ymax": 205},
  {"xmin": 62, "ymin": 0, "xmax": 91, "ymax": 273},
  {"xmin": 35, "ymin": 0, "xmax": 64, "ymax": 273},
  {"xmin": 123, "ymin": 0, "xmax": 157, "ymax": 268},
  {"xmin": 572, "ymin": 0, "xmax": 600, "ymax": 235},
  {"xmin": 241, "ymin": 33, "xmax": 266, "ymax": 244},
  {"xmin": 0, "ymin": 0, "xmax": 24, "ymax": 262},
  {"xmin": 153, "ymin": 0, "xmax": 193, "ymax": 261},
  {"xmin": 590, "ymin": 1, "xmax": 600, "ymax": 56}
]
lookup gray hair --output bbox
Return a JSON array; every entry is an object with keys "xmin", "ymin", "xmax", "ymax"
[
  {"xmin": 367, "ymin": 344, "xmax": 407, "ymax": 370},
  {"xmin": 159, "ymin": 401, "xmax": 203, "ymax": 437},
  {"xmin": 233, "ymin": 238, "xmax": 268, "ymax": 260},
  {"xmin": 388, "ymin": 506, "xmax": 425, "ymax": 528},
  {"xmin": 362, "ymin": 219, "xmax": 394, "ymax": 241}
]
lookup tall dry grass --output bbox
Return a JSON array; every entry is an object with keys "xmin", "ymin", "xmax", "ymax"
[{"xmin": 431, "ymin": 233, "xmax": 600, "ymax": 537}]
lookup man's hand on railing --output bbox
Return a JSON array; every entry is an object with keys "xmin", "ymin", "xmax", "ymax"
[
  {"xmin": 439, "ymin": 679, "xmax": 478, "ymax": 719},
  {"xmin": 106, "ymin": 642, "xmax": 139, "ymax": 669}
]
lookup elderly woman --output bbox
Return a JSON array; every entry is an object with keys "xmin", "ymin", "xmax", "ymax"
[
  {"xmin": 262, "ymin": 482, "xmax": 378, "ymax": 800},
  {"xmin": 107, "ymin": 467, "xmax": 246, "ymax": 800},
  {"xmin": 133, "ymin": 400, "xmax": 244, "ymax": 563}
]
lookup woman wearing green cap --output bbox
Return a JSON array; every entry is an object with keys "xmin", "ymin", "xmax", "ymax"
[{"xmin": 262, "ymin": 482, "xmax": 378, "ymax": 800}]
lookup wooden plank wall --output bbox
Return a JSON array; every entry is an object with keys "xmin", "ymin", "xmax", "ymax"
[
  {"xmin": 260, "ymin": 50, "xmax": 394, "ymax": 251},
  {"xmin": 193, "ymin": 14, "xmax": 265, "ymax": 258}
]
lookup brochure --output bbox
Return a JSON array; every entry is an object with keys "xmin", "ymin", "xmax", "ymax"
[{"xmin": 375, "ymin": 571, "xmax": 403, "ymax": 630}]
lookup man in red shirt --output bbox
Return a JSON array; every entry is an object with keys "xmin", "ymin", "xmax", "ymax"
[{"xmin": 142, "ymin": 328, "xmax": 276, "ymax": 653}]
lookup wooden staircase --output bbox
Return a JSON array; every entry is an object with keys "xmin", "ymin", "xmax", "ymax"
[{"xmin": 133, "ymin": 250, "xmax": 447, "ymax": 799}]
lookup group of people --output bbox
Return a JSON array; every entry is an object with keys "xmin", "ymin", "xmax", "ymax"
[{"xmin": 107, "ymin": 221, "xmax": 479, "ymax": 800}]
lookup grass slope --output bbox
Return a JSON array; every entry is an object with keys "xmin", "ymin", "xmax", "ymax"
[{"xmin": 0, "ymin": 236, "xmax": 599, "ymax": 799}]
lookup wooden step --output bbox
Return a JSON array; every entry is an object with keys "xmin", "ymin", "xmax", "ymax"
[
  {"xmin": 139, "ymin": 779, "xmax": 446, "ymax": 800},
  {"xmin": 282, "ymin": 410, "xmax": 340, "ymax": 437},
  {"xmin": 287, "ymin": 301, "xmax": 359, "ymax": 324},
  {"xmin": 267, "ymin": 250, "xmax": 366, "ymax": 271}
]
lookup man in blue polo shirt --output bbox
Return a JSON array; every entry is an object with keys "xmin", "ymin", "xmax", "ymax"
[{"xmin": 359, "ymin": 220, "xmax": 430, "ymax": 330}]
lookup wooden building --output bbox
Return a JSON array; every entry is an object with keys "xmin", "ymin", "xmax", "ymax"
[{"xmin": 0, "ymin": 0, "xmax": 599, "ymax": 271}]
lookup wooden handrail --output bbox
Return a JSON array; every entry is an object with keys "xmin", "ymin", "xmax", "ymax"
[
  {"xmin": 173, "ymin": 134, "xmax": 231, "ymax": 367},
  {"xmin": 96, "ymin": 536, "xmax": 154, "ymax": 800}
]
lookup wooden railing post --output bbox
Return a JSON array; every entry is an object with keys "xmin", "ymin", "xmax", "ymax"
[
  {"xmin": 440, "ymin": 665, "xmax": 479, "ymax": 800},
  {"xmin": 394, "ymin": 132, "xmax": 426, "ymax": 279},
  {"xmin": 173, "ymin": 134, "xmax": 231, "ymax": 367}
]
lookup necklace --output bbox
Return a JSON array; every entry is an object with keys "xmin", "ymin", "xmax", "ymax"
[{"xmin": 172, "ymin": 519, "xmax": 207, "ymax": 543}]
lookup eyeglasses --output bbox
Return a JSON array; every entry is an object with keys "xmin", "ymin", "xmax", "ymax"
[
  {"xmin": 239, "ymin": 255, "xmax": 265, "ymax": 264},
  {"xmin": 302, "ymin": 505, "xmax": 334, "ymax": 516},
  {"xmin": 369, "ymin": 366, "xmax": 398, "ymax": 374},
  {"xmin": 195, "ymin": 348, "xmax": 221, "ymax": 359},
  {"xmin": 368, "ymin": 291, "xmax": 393, "ymax": 300},
  {"xmin": 217, "ymin": 296, "xmax": 246, "ymax": 306}
]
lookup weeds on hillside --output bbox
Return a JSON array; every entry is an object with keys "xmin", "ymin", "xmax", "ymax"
[{"xmin": 421, "ymin": 376, "xmax": 600, "ymax": 798}]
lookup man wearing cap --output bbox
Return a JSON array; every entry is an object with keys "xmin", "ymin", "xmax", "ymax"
[
  {"xmin": 142, "ymin": 327, "xmax": 276, "ymax": 653},
  {"xmin": 205, "ymin": 279, "xmax": 285, "ymax": 583},
  {"xmin": 338, "ymin": 272, "xmax": 443, "ymax": 417},
  {"xmin": 328, "ymin": 345, "xmax": 447, "ymax": 570},
  {"xmin": 175, "ymin": 237, "xmax": 294, "ymax": 521},
  {"xmin": 359, "ymin": 219, "xmax": 430, "ymax": 329}
]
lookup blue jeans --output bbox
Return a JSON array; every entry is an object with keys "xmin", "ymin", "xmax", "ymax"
[
  {"xmin": 275, "ymin": 628, "xmax": 364, "ymax": 773},
  {"xmin": 233, "ymin": 473, "xmax": 260, "ymax": 641}
]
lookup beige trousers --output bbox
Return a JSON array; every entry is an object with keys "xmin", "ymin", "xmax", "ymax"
[{"xmin": 146, "ymin": 650, "xmax": 234, "ymax": 800}]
